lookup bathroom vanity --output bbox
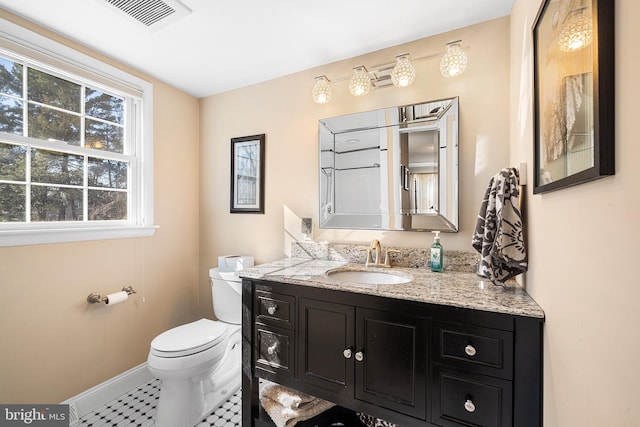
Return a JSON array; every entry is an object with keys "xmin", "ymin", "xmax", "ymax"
[{"xmin": 240, "ymin": 257, "xmax": 544, "ymax": 427}]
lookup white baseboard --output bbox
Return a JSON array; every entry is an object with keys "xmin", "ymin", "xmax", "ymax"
[{"xmin": 62, "ymin": 363, "xmax": 153, "ymax": 423}]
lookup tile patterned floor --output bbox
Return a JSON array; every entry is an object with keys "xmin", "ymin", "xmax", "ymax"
[{"xmin": 76, "ymin": 379, "xmax": 242, "ymax": 427}]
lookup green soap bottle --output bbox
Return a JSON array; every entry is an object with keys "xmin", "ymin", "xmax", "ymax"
[{"xmin": 430, "ymin": 231, "xmax": 443, "ymax": 272}]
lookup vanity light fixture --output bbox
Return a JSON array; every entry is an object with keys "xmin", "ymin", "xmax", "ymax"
[
  {"xmin": 312, "ymin": 41, "xmax": 469, "ymax": 104},
  {"xmin": 440, "ymin": 40, "xmax": 468, "ymax": 78},
  {"xmin": 312, "ymin": 75, "xmax": 332, "ymax": 104},
  {"xmin": 558, "ymin": 7, "xmax": 593, "ymax": 52},
  {"xmin": 349, "ymin": 66, "xmax": 372, "ymax": 97},
  {"xmin": 391, "ymin": 53, "xmax": 416, "ymax": 88}
]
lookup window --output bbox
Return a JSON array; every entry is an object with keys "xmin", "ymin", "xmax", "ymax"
[{"xmin": 0, "ymin": 18, "xmax": 154, "ymax": 246}]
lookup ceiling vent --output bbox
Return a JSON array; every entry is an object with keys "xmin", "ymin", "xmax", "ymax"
[{"xmin": 101, "ymin": 0, "xmax": 191, "ymax": 31}]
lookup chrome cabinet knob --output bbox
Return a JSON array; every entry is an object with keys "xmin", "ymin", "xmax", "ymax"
[
  {"xmin": 355, "ymin": 350, "xmax": 364, "ymax": 362},
  {"xmin": 267, "ymin": 343, "xmax": 278, "ymax": 356},
  {"xmin": 267, "ymin": 305, "xmax": 278, "ymax": 315},
  {"xmin": 343, "ymin": 348, "xmax": 352, "ymax": 359},
  {"xmin": 465, "ymin": 344, "xmax": 477, "ymax": 357},
  {"xmin": 464, "ymin": 399, "xmax": 476, "ymax": 413}
]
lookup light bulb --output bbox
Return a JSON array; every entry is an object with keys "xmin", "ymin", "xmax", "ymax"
[
  {"xmin": 312, "ymin": 76, "xmax": 332, "ymax": 104},
  {"xmin": 440, "ymin": 41, "xmax": 468, "ymax": 78},
  {"xmin": 391, "ymin": 54, "xmax": 416, "ymax": 88},
  {"xmin": 558, "ymin": 9, "xmax": 592, "ymax": 52},
  {"xmin": 349, "ymin": 66, "xmax": 371, "ymax": 97}
]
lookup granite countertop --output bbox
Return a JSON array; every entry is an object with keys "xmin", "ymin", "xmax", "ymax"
[{"xmin": 239, "ymin": 257, "xmax": 545, "ymax": 319}]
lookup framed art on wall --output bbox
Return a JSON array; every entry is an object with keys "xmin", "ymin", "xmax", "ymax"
[
  {"xmin": 230, "ymin": 134, "xmax": 265, "ymax": 213},
  {"xmin": 533, "ymin": 0, "xmax": 614, "ymax": 193}
]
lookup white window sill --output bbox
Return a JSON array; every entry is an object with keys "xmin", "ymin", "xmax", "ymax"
[{"xmin": 0, "ymin": 225, "xmax": 158, "ymax": 247}]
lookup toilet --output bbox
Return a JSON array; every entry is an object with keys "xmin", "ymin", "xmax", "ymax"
[{"xmin": 147, "ymin": 262, "xmax": 250, "ymax": 427}]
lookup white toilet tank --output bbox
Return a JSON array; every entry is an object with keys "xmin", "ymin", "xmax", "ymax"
[{"xmin": 209, "ymin": 256, "xmax": 253, "ymax": 325}]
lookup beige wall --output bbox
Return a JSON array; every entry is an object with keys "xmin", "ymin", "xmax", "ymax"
[
  {"xmin": 510, "ymin": 0, "xmax": 640, "ymax": 425},
  {"xmin": 5, "ymin": 2, "xmax": 636, "ymax": 422},
  {"xmin": 198, "ymin": 17, "xmax": 512, "ymax": 316},
  {"xmin": 0, "ymin": 11, "xmax": 201, "ymax": 403}
]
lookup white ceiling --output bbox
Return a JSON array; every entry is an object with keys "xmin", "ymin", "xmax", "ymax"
[{"xmin": 0, "ymin": 0, "xmax": 514, "ymax": 99}]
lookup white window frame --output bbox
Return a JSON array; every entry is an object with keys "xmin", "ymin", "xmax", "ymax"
[{"xmin": 0, "ymin": 17, "xmax": 155, "ymax": 247}]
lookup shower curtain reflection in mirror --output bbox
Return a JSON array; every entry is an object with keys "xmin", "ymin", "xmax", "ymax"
[{"xmin": 410, "ymin": 173, "xmax": 438, "ymax": 213}]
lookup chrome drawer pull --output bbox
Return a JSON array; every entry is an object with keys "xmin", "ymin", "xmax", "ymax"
[
  {"xmin": 464, "ymin": 344, "xmax": 477, "ymax": 357},
  {"xmin": 343, "ymin": 348, "xmax": 352, "ymax": 359},
  {"xmin": 267, "ymin": 305, "xmax": 278, "ymax": 315},
  {"xmin": 464, "ymin": 399, "xmax": 476, "ymax": 413},
  {"xmin": 355, "ymin": 350, "xmax": 364, "ymax": 362}
]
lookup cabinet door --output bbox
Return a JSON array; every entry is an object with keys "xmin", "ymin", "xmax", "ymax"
[
  {"xmin": 298, "ymin": 298, "xmax": 355, "ymax": 396},
  {"xmin": 355, "ymin": 308, "xmax": 427, "ymax": 419}
]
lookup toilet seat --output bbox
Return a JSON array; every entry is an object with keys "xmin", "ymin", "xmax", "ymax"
[{"xmin": 150, "ymin": 319, "xmax": 228, "ymax": 358}]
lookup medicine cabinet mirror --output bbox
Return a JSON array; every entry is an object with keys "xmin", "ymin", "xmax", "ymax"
[{"xmin": 319, "ymin": 97, "xmax": 458, "ymax": 232}]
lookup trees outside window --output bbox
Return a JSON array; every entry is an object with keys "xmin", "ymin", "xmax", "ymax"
[{"xmin": 0, "ymin": 21, "xmax": 154, "ymax": 246}]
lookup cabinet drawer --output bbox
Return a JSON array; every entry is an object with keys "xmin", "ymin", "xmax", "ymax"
[
  {"xmin": 255, "ymin": 290, "xmax": 295, "ymax": 329},
  {"xmin": 432, "ymin": 366, "xmax": 512, "ymax": 427},
  {"xmin": 255, "ymin": 323, "xmax": 294, "ymax": 377},
  {"xmin": 433, "ymin": 321, "xmax": 513, "ymax": 379}
]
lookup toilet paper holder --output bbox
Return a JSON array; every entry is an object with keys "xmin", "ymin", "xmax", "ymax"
[{"xmin": 87, "ymin": 286, "xmax": 137, "ymax": 304}]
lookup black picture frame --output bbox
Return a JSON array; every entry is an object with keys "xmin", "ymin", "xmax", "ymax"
[
  {"xmin": 533, "ymin": 0, "xmax": 614, "ymax": 194},
  {"xmin": 230, "ymin": 134, "xmax": 265, "ymax": 213}
]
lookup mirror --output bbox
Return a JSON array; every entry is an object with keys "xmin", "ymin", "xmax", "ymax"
[{"xmin": 319, "ymin": 97, "xmax": 458, "ymax": 232}]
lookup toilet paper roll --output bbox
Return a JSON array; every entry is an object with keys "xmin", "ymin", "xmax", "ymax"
[{"xmin": 105, "ymin": 291, "xmax": 128, "ymax": 306}]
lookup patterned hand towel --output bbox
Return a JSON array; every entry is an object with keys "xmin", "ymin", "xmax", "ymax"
[
  {"xmin": 471, "ymin": 168, "xmax": 527, "ymax": 285},
  {"xmin": 259, "ymin": 381, "xmax": 336, "ymax": 427}
]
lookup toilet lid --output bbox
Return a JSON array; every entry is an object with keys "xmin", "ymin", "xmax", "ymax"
[{"xmin": 151, "ymin": 319, "xmax": 228, "ymax": 357}]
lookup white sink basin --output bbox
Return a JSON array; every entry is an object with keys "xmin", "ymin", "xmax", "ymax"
[{"xmin": 326, "ymin": 270, "xmax": 412, "ymax": 285}]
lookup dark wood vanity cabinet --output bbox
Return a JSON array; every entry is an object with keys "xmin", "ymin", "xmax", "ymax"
[{"xmin": 243, "ymin": 279, "xmax": 543, "ymax": 427}]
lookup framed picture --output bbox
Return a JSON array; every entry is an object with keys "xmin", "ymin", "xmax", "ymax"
[
  {"xmin": 533, "ymin": 0, "xmax": 614, "ymax": 194},
  {"xmin": 230, "ymin": 134, "xmax": 265, "ymax": 213}
]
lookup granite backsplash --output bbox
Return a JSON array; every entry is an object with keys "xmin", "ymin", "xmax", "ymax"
[{"xmin": 291, "ymin": 241, "xmax": 480, "ymax": 273}]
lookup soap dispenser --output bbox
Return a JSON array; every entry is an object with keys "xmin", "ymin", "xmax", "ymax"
[{"xmin": 430, "ymin": 231, "xmax": 443, "ymax": 272}]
